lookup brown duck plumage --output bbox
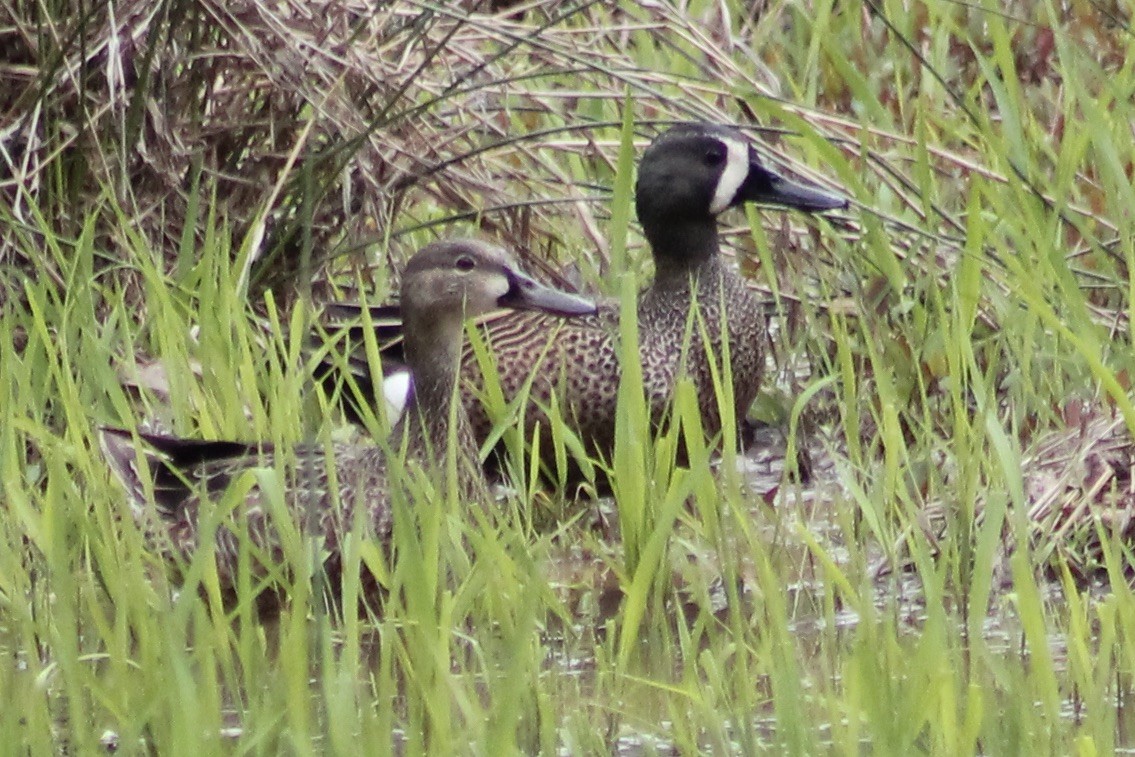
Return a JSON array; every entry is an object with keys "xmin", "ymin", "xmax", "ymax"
[
  {"xmin": 321, "ymin": 124, "xmax": 846, "ymax": 472},
  {"xmin": 99, "ymin": 239, "xmax": 596, "ymax": 607}
]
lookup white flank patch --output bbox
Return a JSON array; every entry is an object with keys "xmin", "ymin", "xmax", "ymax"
[
  {"xmin": 708, "ymin": 136, "xmax": 750, "ymax": 215},
  {"xmin": 382, "ymin": 369, "xmax": 412, "ymax": 423}
]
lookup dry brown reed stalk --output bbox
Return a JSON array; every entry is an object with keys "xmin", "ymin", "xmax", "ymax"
[
  {"xmin": 0, "ymin": 0, "xmax": 985, "ymax": 307},
  {"xmin": 1022, "ymin": 401, "xmax": 1135, "ymax": 580},
  {"xmin": 9, "ymin": 2, "xmax": 1128, "ymax": 495},
  {"xmin": 879, "ymin": 401, "xmax": 1135, "ymax": 583},
  {"xmin": 2, "ymin": 0, "xmax": 1123, "ymax": 353}
]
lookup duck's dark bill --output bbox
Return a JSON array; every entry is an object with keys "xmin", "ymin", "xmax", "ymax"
[
  {"xmin": 500, "ymin": 272, "xmax": 597, "ymax": 317},
  {"xmin": 742, "ymin": 168, "xmax": 849, "ymax": 212}
]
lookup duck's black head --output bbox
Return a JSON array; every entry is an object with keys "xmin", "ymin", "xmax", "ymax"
[{"xmin": 634, "ymin": 124, "xmax": 846, "ymax": 264}]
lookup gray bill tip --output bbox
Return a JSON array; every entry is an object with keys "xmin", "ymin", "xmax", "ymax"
[
  {"xmin": 765, "ymin": 174, "xmax": 849, "ymax": 212},
  {"xmin": 501, "ymin": 272, "xmax": 597, "ymax": 317}
]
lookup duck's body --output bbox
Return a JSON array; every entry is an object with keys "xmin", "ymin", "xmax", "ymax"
[
  {"xmin": 453, "ymin": 253, "xmax": 763, "ymax": 462},
  {"xmin": 323, "ymin": 124, "xmax": 846, "ymax": 471},
  {"xmin": 100, "ymin": 239, "xmax": 596, "ymax": 607},
  {"xmin": 100, "ymin": 431, "xmax": 396, "ymax": 592}
]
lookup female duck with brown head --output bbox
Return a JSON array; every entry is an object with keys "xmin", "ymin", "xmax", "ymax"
[{"xmin": 99, "ymin": 239, "xmax": 596, "ymax": 608}]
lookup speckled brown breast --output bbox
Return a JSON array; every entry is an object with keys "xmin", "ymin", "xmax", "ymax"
[{"xmin": 458, "ymin": 258, "xmax": 763, "ymax": 464}]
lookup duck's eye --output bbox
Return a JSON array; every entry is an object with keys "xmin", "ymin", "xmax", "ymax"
[
  {"xmin": 455, "ymin": 256, "xmax": 476, "ymax": 272},
  {"xmin": 705, "ymin": 147, "xmax": 726, "ymax": 166}
]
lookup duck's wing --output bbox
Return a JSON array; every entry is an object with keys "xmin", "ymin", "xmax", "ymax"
[
  {"xmin": 98, "ymin": 427, "xmax": 270, "ymax": 521},
  {"xmin": 308, "ymin": 302, "xmax": 408, "ymax": 425}
]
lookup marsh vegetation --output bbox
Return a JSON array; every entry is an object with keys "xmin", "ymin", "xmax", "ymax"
[{"xmin": 3, "ymin": 1, "xmax": 1135, "ymax": 753}]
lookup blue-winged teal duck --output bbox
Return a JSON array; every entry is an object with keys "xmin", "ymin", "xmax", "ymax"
[
  {"xmin": 99, "ymin": 239, "xmax": 596, "ymax": 607},
  {"xmin": 321, "ymin": 123, "xmax": 847, "ymax": 473}
]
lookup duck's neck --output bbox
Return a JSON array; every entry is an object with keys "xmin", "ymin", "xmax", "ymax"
[
  {"xmin": 645, "ymin": 217, "xmax": 720, "ymax": 291},
  {"xmin": 397, "ymin": 317, "xmax": 476, "ymax": 471}
]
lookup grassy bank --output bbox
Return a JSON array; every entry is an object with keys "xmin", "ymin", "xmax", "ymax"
[{"xmin": 3, "ymin": 0, "xmax": 1135, "ymax": 752}]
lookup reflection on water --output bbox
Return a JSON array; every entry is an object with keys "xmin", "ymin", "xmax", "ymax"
[{"xmin": 537, "ymin": 426, "xmax": 1135, "ymax": 753}]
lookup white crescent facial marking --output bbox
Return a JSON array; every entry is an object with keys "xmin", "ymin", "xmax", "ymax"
[
  {"xmin": 487, "ymin": 275, "xmax": 510, "ymax": 300},
  {"xmin": 382, "ymin": 370, "xmax": 411, "ymax": 423},
  {"xmin": 463, "ymin": 273, "xmax": 510, "ymax": 314},
  {"xmin": 708, "ymin": 136, "xmax": 751, "ymax": 215}
]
